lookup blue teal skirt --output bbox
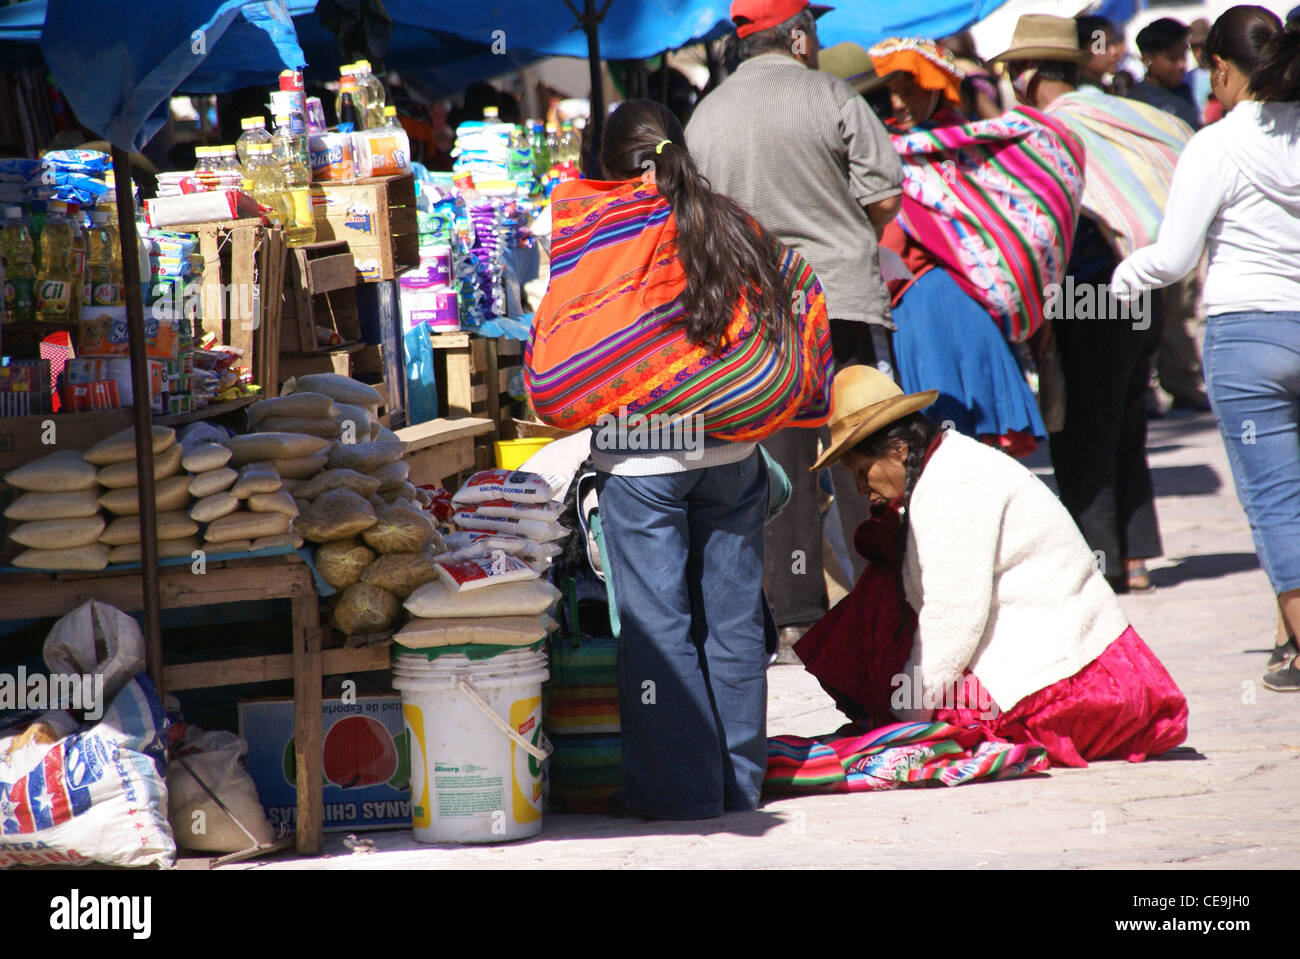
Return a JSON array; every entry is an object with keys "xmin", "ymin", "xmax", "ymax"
[{"xmin": 892, "ymin": 267, "xmax": 1045, "ymax": 442}]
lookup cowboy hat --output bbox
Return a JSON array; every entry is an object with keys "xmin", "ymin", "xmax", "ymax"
[
  {"xmin": 990, "ymin": 14, "xmax": 1090, "ymax": 64},
  {"xmin": 819, "ymin": 41, "xmax": 902, "ymax": 94},
  {"xmin": 810, "ymin": 366, "xmax": 938, "ymax": 471}
]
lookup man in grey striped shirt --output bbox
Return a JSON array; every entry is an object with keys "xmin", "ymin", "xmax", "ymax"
[{"xmin": 687, "ymin": 0, "xmax": 903, "ymax": 658}]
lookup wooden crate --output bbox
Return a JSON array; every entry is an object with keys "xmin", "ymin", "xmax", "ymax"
[
  {"xmin": 170, "ymin": 218, "xmax": 288, "ymax": 396},
  {"xmin": 309, "ymin": 174, "xmax": 419, "ymax": 283},
  {"xmin": 429, "ymin": 333, "xmax": 523, "ymax": 437},
  {"xmin": 396, "ymin": 416, "xmax": 495, "ymax": 489},
  {"xmin": 279, "ymin": 241, "xmax": 360, "ymax": 353}
]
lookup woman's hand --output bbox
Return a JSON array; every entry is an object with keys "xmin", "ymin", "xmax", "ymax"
[{"xmin": 1110, "ymin": 257, "xmax": 1145, "ymax": 303}]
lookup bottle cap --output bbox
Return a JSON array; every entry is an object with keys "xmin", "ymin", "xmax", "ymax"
[
  {"xmin": 49, "ymin": 200, "xmax": 66, "ymax": 213},
  {"xmin": 484, "ymin": 106, "xmax": 499, "ymax": 119},
  {"xmin": 341, "ymin": 79, "xmax": 358, "ymax": 92},
  {"xmin": 545, "ymin": 122, "xmax": 557, "ymax": 131},
  {"xmin": 241, "ymin": 116, "xmax": 266, "ymax": 130},
  {"xmin": 274, "ymin": 114, "xmax": 291, "ymax": 126},
  {"xmin": 384, "ymin": 105, "xmax": 396, "ymax": 117},
  {"xmin": 340, "ymin": 63, "xmax": 355, "ymax": 76},
  {"xmin": 355, "ymin": 59, "xmax": 371, "ymax": 70}
]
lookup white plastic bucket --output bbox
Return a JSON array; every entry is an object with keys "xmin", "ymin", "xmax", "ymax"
[{"xmin": 392, "ymin": 647, "xmax": 550, "ymax": 844}]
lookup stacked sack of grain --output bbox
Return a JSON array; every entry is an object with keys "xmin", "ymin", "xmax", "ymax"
[
  {"xmin": 398, "ymin": 468, "xmax": 565, "ymax": 653},
  {"xmin": 86, "ymin": 425, "xmax": 202, "ymax": 566},
  {"xmin": 199, "ymin": 431, "xmax": 329, "ymax": 554},
  {"xmin": 3, "ymin": 449, "xmax": 109, "ymax": 570}
]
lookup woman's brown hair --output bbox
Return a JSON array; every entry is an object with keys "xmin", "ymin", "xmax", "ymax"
[{"xmin": 598, "ymin": 98, "xmax": 791, "ymax": 351}]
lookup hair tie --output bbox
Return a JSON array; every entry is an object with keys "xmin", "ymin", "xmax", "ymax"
[{"xmin": 655, "ymin": 139, "xmax": 671, "ymax": 154}]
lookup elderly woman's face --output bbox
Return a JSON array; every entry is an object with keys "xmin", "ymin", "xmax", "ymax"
[
  {"xmin": 888, "ymin": 74, "xmax": 941, "ymax": 129},
  {"xmin": 844, "ymin": 444, "xmax": 910, "ymax": 507}
]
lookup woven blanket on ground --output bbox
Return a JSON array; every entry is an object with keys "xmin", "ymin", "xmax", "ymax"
[
  {"xmin": 890, "ymin": 106, "xmax": 1085, "ymax": 342},
  {"xmin": 525, "ymin": 178, "xmax": 833, "ymax": 441},
  {"xmin": 1046, "ymin": 88, "xmax": 1190, "ymax": 260},
  {"xmin": 765, "ymin": 721, "xmax": 1050, "ymax": 794}
]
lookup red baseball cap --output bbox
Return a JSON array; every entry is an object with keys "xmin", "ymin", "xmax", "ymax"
[{"xmin": 730, "ymin": 0, "xmax": 833, "ymax": 39}]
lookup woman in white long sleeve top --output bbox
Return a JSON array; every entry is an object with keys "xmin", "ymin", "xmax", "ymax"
[
  {"xmin": 1112, "ymin": 9, "xmax": 1300, "ymax": 692},
  {"xmin": 795, "ymin": 366, "xmax": 1188, "ymax": 767}
]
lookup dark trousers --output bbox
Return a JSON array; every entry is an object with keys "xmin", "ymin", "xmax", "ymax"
[
  {"xmin": 1049, "ymin": 219, "xmax": 1163, "ymax": 575},
  {"xmin": 763, "ymin": 319, "xmax": 893, "ymax": 627}
]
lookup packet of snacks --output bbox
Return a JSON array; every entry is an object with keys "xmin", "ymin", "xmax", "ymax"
[
  {"xmin": 434, "ymin": 553, "xmax": 538, "ymax": 592},
  {"xmin": 442, "ymin": 530, "xmax": 562, "ymax": 564},
  {"xmin": 453, "ymin": 507, "xmax": 568, "ymax": 542},
  {"xmin": 451, "ymin": 468, "xmax": 560, "ymax": 506}
]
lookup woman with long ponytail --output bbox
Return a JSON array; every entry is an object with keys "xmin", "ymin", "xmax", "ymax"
[
  {"xmin": 1114, "ymin": 7, "xmax": 1300, "ymax": 693},
  {"xmin": 526, "ymin": 99, "xmax": 833, "ymax": 818}
]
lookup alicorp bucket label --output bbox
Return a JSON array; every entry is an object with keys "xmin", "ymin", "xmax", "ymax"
[
  {"xmin": 404, "ymin": 703, "xmax": 430, "ymax": 829},
  {"xmin": 430, "ymin": 760, "xmax": 505, "ymax": 818},
  {"xmin": 510, "ymin": 694, "xmax": 544, "ymax": 824}
]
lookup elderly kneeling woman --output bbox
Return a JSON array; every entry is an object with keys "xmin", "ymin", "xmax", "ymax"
[{"xmin": 796, "ymin": 367, "xmax": 1188, "ymax": 766}]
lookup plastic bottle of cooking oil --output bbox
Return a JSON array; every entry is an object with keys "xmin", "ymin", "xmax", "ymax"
[
  {"xmin": 272, "ymin": 114, "xmax": 316, "ymax": 246},
  {"xmin": 85, "ymin": 209, "xmax": 124, "ymax": 306},
  {"xmin": 245, "ymin": 142, "xmax": 291, "ymax": 230},
  {"xmin": 354, "ymin": 59, "xmax": 387, "ymax": 129},
  {"xmin": 36, "ymin": 200, "xmax": 78, "ymax": 322},
  {"xmin": 2, "ymin": 206, "xmax": 37, "ymax": 323},
  {"xmin": 236, "ymin": 116, "xmax": 272, "ymax": 171}
]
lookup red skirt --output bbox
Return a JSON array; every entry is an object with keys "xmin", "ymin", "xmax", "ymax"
[{"xmin": 934, "ymin": 626, "xmax": 1189, "ymax": 767}]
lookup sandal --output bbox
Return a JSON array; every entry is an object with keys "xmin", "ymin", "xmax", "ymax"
[
  {"xmin": 1267, "ymin": 637, "xmax": 1298, "ymax": 673},
  {"xmin": 1125, "ymin": 560, "xmax": 1154, "ymax": 592}
]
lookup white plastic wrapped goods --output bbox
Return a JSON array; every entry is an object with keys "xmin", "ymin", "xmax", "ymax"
[
  {"xmin": 247, "ymin": 392, "xmax": 336, "ymax": 427},
  {"xmin": 99, "ymin": 511, "xmax": 198, "ymax": 546},
  {"xmin": 255, "ymin": 416, "xmax": 341, "ymax": 440},
  {"xmin": 12, "ymin": 544, "xmax": 111, "ymax": 570},
  {"xmin": 43, "ymin": 599, "xmax": 147, "ymax": 704},
  {"xmin": 403, "ymin": 577, "xmax": 561, "ymax": 619},
  {"xmin": 334, "ymin": 402, "xmax": 376, "ymax": 436},
  {"xmin": 434, "ymin": 553, "xmax": 538, "ymax": 592},
  {"xmin": 231, "ymin": 463, "xmax": 281, "ymax": 499},
  {"xmin": 3, "ymin": 487, "xmax": 102, "ymax": 521},
  {"xmin": 190, "ymin": 491, "xmax": 239, "ymax": 523},
  {"xmin": 292, "ymin": 373, "xmax": 382, "ymax": 412},
  {"xmin": 442, "ymin": 530, "xmax": 561, "ymax": 564},
  {"xmin": 167, "ymin": 729, "xmax": 273, "ymax": 853},
  {"xmin": 224, "ymin": 432, "xmax": 330, "ymax": 467},
  {"xmin": 96, "ymin": 441, "xmax": 183, "ymax": 489},
  {"xmin": 396, "ymin": 613, "xmax": 557, "ymax": 649},
  {"xmin": 453, "ymin": 508, "xmax": 568, "ymax": 542},
  {"xmin": 294, "ymin": 487, "xmax": 377, "ymax": 542},
  {"xmin": 294, "ymin": 468, "xmax": 381, "ymax": 501},
  {"xmin": 98, "ymin": 475, "xmax": 191, "ymax": 516},
  {"xmin": 326, "ymin": 439, "xmax": 403, "ymax": 474},
  {"xmin": 451, "ymin": 468, "xmax": 561, "ymax": 506},
  {"xmin": 3, "ymin": 450, "xmax": 98, "ymax": 492},
  {"xmin": 180, "ymin": 441, "xmax": 233, "ymax": 473},
  {"xmin": 108, "ymin": 537, "xmax": 202, "ymax": 564},
  {"xmin": 10, "ymin": 515, "xmax": 106, "ymax": 549},
  {"xmin": 205, "ymin": 511, "xmax": 292, "ymax": 543},
  {"xmin": 0, "ymin": 675, "xmax": 174, "ymax": 868},
  {"xmin": 474, "ymin": 498, "xmax": 564, "ymax": 521},
  {"xmin": 188, "ymin": 466, "xmax": 238, "ymax": 498},
  {"xmin": 84, "ymin": 424, "xmax": 176, "ymax": 466}
]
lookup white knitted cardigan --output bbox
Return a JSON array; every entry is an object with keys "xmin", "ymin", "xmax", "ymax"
[{"xmin": 896, "ymin": 431, "xmax": 1129, "ymax": 719}]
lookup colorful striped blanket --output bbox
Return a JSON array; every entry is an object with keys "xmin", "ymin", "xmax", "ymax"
[
  {"xmin": 1046, "ymin": 88, "xmax": 1191, "ymax": 259},
  {"xmin": 891, "ymin": 106, "xmax": 1086, "ymax": 342},
  {"xmin": 765, "ymin": 721, "xmax": 1050, "ymax": 794},
  {"xmin": 526, "ymin": 178, "xmax": 833, "ymax": 441}
]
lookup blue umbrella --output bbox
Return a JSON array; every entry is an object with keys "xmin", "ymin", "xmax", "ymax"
[{"xmin": 817, "ymin": 0, "xmax": 1011, "ymax": 50}]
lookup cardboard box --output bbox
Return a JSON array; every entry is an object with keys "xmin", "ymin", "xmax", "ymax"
[
  {"xmin": 310, "ymin": 174, "xmax": 418, "ymax": 283},
  {"xmin": 239, "ymin": 696, "xmax": 411, "ymax": 833}
]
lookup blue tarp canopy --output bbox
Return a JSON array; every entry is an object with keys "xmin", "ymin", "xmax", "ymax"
[
  {"xmin": 40, "ymin": 0, "xmax": 307, "ymax": 151},
  {"xmin": 399, "ymin": 0, "xmax": 733, "ymax": 59},
  {"xmin": 817, "ymin": 0, "xmax": 1011, "ymax": 50}
]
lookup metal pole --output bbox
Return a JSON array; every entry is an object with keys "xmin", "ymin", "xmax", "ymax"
[
  {"xmin": 111, "ymin": 147, "xmax": 163, "ymax": 689},
  {"xmin": 584, "ymin": 0, "xmax": 605, "ymax": 146}
]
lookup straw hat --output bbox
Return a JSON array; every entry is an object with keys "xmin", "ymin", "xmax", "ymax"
[
  {"xmin": 810, "ymin": 366, "xmax": 938, "ymax": 471},
  {"xmin": 819, "ymin": 41, "xmax": 901, "ymax": 94},
  {"xmin": 990, "ymin": 14, "xmax": 1090, "ymax": 64}
]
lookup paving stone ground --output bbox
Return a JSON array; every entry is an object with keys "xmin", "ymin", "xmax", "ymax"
[{"xmin": 231, "ymin": 412, "xmax": 1300, "ymax": 870}]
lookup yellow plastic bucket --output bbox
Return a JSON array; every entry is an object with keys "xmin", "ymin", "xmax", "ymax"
[{"xmin": 494, "ymin": 438, "xmax": 552, "ymax": 470}]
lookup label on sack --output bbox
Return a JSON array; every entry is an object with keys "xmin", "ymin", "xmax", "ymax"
[
  {"xmin": 442, "ymin": 530, "xmax": 561, "ymax": 563},
  {"xmin": 451, "ymin": 468, "xmax": 560, "ymax": 506},
  {"xmin": 434, "ymin": 554, "xmax": 538, "ymax": 592},
  {"xmin": 473, "ymin": 498, "xmax": 564, "ymax": 521},
  {"xmin": 453, "ymin": 509, "xmax": 568, "ymax": 542}
]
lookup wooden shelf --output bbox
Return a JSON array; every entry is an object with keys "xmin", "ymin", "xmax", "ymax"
[{"xmin": 154, "ymin": 394, "xmax": 258, "ymax": 427}]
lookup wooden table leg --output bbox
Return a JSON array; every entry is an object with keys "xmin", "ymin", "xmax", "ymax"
[{"xmin": 292, "ymin": 594, "xmax": 324, "ymax": 856}]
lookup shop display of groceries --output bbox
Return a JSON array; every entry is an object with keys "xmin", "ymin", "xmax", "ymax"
[{"xmin": 393, "ymin": 468, "xmax": 566, "ymax": 654}]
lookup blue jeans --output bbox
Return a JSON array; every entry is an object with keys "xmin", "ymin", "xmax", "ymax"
[
  {"xmin": 596, "ymin": 451, "xmax": 769, "ymax": 818},
  {"xmin": 1203, "ymin": 311, "xmax": 1300, "ymax": 595}
]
